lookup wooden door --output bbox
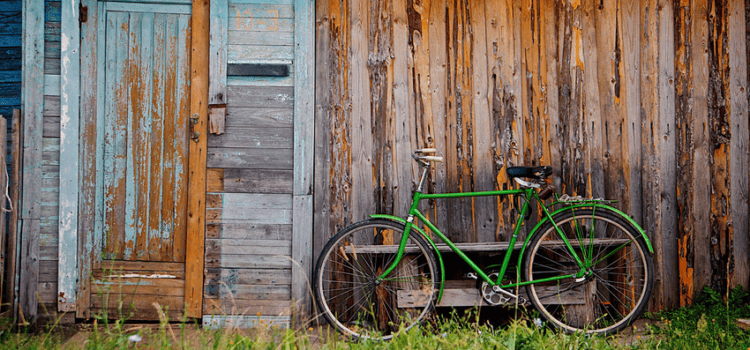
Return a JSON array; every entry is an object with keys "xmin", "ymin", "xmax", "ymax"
[{"xmin": 92, "ymin": 1, "xmax": 192, "ymax": 320}]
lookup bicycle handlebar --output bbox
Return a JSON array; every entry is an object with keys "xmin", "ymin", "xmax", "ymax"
[{"xmin": 412, "ymin": 149, "xmax": 444, "ymax": 165}]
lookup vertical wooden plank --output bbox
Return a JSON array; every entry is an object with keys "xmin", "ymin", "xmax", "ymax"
[
  {"xmin": 370, "ymin": 0, "xmax": 393, "ymax": 219},
  {"xmin": 485, "ymin": 0, "xmax": 519, "ymax": 239},
  {"xmin": 595, "ymin": 0, "xmax": 624, "ymax": 210},
  {"xmin": 706, "ymin": 0, "xmax": 733, "ymax": 294},
  {"xmin": 690, "ymin": 0, "xmax": 711, "ymax": 297},
  {"xmin": 392, "ymin": 0, "xmax": 412, "ymax": 219},
  {"xmin": 6, "ymin": 110, "xmax": 22, "ymax": 320},
  {"xmin": 209, "ymin": 0, "xmax": 227, "ymax": 105},
  {"xmin": 186, "ymin": 0, "xmax": 209, "ymax": 318},
  {"xmin": 137, "ymin": 12, "xmax": 154, "ymax": 262},
  {"xmin": 20, "ymin": 0, "xmax": 46, "ymax": 323},
  {"xmin": 428, "ymin": 0, "xmax": 448, "ymax": 234},
  {"xmin": 292, "ymin": 0, "xmax": 315, "ymax": 324},
  {"xmin": 674, "ymin": 0, "xmax": 695, "ymax": 306},
  {"xmin": 0, "ymin": 117, "xmax": 7, "ymax": 310},
  {"xmin": 655, "ymin": 0, "xmax": 678, "ymax": 309},
  {"xmin": 148, "ymin": 14, "xmax": 166, "ymax": 261},
  {"xmin": 728, "ymin": 0, "xmax": 749, "ymax": 290},
  {"xmin": 621, "ymin": 0, "xmax": 642, "ymax": 223},
  {"xmin": 350, "ymin": 0, "xmax": 373, "ymax": 222},
  {"xmin": 581, "ymin": 0, "xmax": 604, "ymax": 201},
  {"xmin": 469, "ymin": 0, "xmax": 495, "ymax": 243},
  {"xmin": 78, "ymin": 0, "xmax": 99, "ymax": 319},
  {"xmin": 124, "ymin": 12, "xmax": 141, "ymax": 260},
  {"xmin": 161, "ymin": 14, "xmax": 178, "ymax": 262},
  {"xmin": 173, "ymin": 13, "xmax": 191, "ymax": 262},
  {"xmin": 640, "ymin": 0, "xmax": 664, "ymax": 310},
  {"xmin": 312, "ymin": 0, "xmax": 331, "ymax": 264},
  {"xmin": 542, "ymin": 0, "xmax": 562, "ymax": 195},
  {"xmin": 57, "ymin": 0, "xmax": 80, "ymax": 312}
]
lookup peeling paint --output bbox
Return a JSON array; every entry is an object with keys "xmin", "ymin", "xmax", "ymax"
[{"xmin": 104, "ymin": 273, "xmax": 177, "ymax": 279}]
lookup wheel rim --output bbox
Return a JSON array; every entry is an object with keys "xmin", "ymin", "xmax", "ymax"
[
  {"xmin": 526, "ymin": 212, "xmax": 649, "ymax": 333},
  {"xmin": 316, "ymin": 222, "xmax": 437, "ymax": 340}
]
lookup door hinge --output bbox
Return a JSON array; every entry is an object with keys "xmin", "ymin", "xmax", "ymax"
[{"xmin": 79, "ymin": 5, "xmax": 88, "ymax": 23}]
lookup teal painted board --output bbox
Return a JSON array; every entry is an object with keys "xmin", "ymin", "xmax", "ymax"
[
  {"xmin": 45, "ymin": 0, "xmax": 60, "ymax": 22},
  {"xmin": 209, "ymin": 0, "xmax": 227, "ymax": 104},
  {"xmin": 0, "ymin": 35, "xmax": 21, "ymax": 46},
  {"xmin": 148, "ymin": 12, "xmax": 165, "ymax": 261},
  {"xmin": 123, "ymin": 10, "xmax": 141, "ymax": 260},
  {"xmin": 102, "ymin": 10, "xmax": 129, "ymax": 260},
  {"xmin": 103, "ymin": 2, "xmax": 191, "ymax": 14},
  {"xmin": 0, "ymin": 71, "xmax": 21, "ymax": 82},
  {"xmin": 292, "ymin": 0, "xmax": 314, "ymax": 323},
  {"xmin": 227, "ymin": 44, "xmax": 293, "ymax": 62},
  {"xmin": 0, "ymin": 1, "xmax": 22, "ymax": 11},
  {"xmin": 229, "ymin": 0, "xmax": 292, "ymax": 5},
  {"xmin": 21, "ymin": 0, "xmax": 46, "ymax": 323},
  {"xmin": 229, "ymin": 17, "xmax": 292, "ymax": 31},
  {"xmin": 0, "ymin": 97, "xmax": 21, "ymax": 106},
  {"xmin": 227, "ymin": 30, "xmax": 292, "ymax": 46},
  {"xmin": 57, "ymin": 0, "xmax": 80, "ymax": 312},
  {"xmin": 229, "ymin": 4, "xmax": 293, "ymax": 19},
  {"xmin": 0, "ymin": 22, "xmax": 22, "ymax": 35},
  {"xmin": 0, "ymin": 57, "xmax": 21, "ymax": 72}
]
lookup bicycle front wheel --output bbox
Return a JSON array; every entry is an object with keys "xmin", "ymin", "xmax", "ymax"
[
  {"xmin": 523, "ymin": 208, "xmax": 653, "ymax": 334},
  {"xmin": 314, "ymin": 219, "xmax": 439, "ymax": 340}
]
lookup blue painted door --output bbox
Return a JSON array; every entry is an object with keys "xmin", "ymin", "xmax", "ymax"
[{"xmin": 99, "ymin": 2, "xmax": 192, "ymax": 263}]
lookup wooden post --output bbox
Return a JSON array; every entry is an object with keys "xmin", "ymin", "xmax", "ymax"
[
  {"xmin": 185, "ymin": 0, "xmax": 210, "ymax": 319},
  {"xmin": 20, "ymin": 0, "xmax": 46, "ymax": 324},
  {"xmin": 292, "ymin": 0, "xmax": 315, "ymax": 325},
  {"xmin": 5, "ymin": 110, "xmax": 22, "ymax": 319},
  {"xmin": 57, "ymin": 0, "xmax": 81, "ymax": 313},
  {"xmin": 0, "ymin": 117, "xmax": 7, "ymax": 311},
  {"xmin": 77, "ymin": 0, "xmax": 100, "ymax": 319}
]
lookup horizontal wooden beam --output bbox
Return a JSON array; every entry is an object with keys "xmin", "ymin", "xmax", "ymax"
[{"xmin": 343, "ymin": 239, "xmax": 631, "ymax": 254}]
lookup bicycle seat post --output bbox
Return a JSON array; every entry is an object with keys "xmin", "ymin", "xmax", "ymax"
[{"xmin": 416, "ymin": 164, "xmax": 430, "ymax": 193}]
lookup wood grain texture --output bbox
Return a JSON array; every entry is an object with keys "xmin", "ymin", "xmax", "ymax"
[
  {"xmin": 291, "ymin": 0, "xmax": 315, "ymax": 324},
  {"xmin": 6, "ymin": 110, "xmax": 22, "ymax": 320},
  {"xmin": 57, "ymin": 0, "xmax": 80, "ymax": 312},
  {"xmin": 209, "ymin": 0, "xmax": 228, "ymax": 105},
  {"xmin": 312, "ymin": 0, "xmax": 750, "ymax": 311},
  {"xmin": 76, "ymin": 0, "xmax": 100, "ymax": 318},
  {"xmin": 20, "ymin": 0, "xmax": 46, "ymax": 323},
  {"xmin": 186, "ymin": 0, "xmax": 210, "ymax": 318},
  {"xmin": 727, "ymin": 0, "xmax": 749, "ymax": 291}
]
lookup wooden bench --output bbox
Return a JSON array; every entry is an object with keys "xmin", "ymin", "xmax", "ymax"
[{"xmin": 342, "ymin": 239, "xmax": 630, "ymax": 308}]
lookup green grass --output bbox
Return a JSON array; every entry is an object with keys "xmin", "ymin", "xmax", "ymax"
[{"xmin": 1, "ymin": 287, "xmax": 749, "ymax": 349}]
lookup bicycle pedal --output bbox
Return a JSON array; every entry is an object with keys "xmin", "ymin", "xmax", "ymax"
[{"xmin": 464, "ymin": 272, "xmax": 478, "ymax": 280}]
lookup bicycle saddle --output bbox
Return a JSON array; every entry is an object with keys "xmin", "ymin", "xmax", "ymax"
[{"xmin": 506, "ymin": 166, "xmax": 552, "ymax": 180}]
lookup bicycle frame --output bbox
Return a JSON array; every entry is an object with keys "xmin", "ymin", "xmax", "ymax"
[{"xmin": 376, "ymin": 165, "xmax": 652, "ymax": 300}]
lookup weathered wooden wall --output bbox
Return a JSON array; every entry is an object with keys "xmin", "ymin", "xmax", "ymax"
[
  {"xmin": 202, "ymin": 0, "xmax": 296, "ymax": 323},
  {"xmin": 314, "ymin": 0, "xmax": 750, "ymax": 311}
]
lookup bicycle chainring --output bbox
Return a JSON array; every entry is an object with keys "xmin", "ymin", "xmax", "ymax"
[{"xmin": 480, "ymin": 273, "xmax": 512, "ymax": 306}]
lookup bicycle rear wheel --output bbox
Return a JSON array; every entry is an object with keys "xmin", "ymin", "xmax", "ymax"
[
  {"xmin": 523, "ymin": 208, "xmax": 653, "ymax": 334},
  {"xmin": 314, "ymin": 219, "xmax": 439, "ymax": 340}
]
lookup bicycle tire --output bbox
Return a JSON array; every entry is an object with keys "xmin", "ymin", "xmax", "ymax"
[
  {"xmin": 522, "ymin": 208, "xmax": 654, "ymax": 334},
  {"xmin": 313, "ymin": 219, "xmax": 439, "ymax": 340}
]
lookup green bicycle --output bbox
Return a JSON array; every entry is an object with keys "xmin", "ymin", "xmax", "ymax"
[{"xmin": 314, "ymin": 149, "xmax": 654, "ymax": 340}]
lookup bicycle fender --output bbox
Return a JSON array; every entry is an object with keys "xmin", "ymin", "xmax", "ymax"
[
  {"xmin": 517, "ymin": 204, "xmax": 654, "ymax": 268},
  {"xmin": 369, "ymin": 214, "xmax": 446, "ymax": 303}
]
